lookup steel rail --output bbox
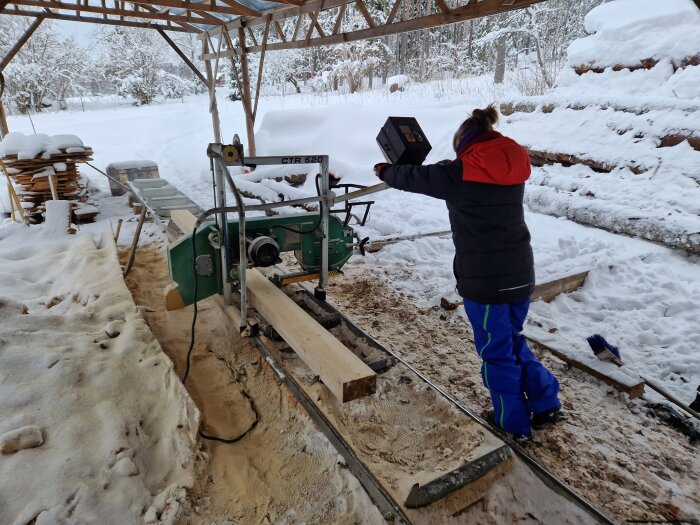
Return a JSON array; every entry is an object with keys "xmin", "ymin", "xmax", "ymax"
[
  {"xmin": 250, "ymin": 335, "xmax": 411, "ymax": 524},
  {"xmin": 291, "ymin": 282, "xmax": 619, "ymax": 525}
]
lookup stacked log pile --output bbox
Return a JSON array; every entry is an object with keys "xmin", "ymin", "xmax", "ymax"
[
  {"xmin": 0, "ymin": 133, "xmax": 97, "ymax": 224},
  {"xmin": 498, "ymin": 0, "xmax": 700, "ymax": 254}
]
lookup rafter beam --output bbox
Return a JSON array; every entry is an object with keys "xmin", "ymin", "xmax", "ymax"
[
  {"xmin": 0, "ymin": 15, "xmax": 44, "ymax": 71},
  {"xmin": 129, "ymin": 0, "xmax": 260, "ymax": 18},
  {"xmin": 156, "ymin": 27, "xmax": 207, "ymax": 84},
  {"xmin": 206, "ymin": 0, "xmax": 546, "ymax": 54},
  {"xmin": 2, "ymin": 8, "xmax": 196, "ymax": 31},
  {"xmin": 332, "ymin": 0, "xmax": 347, "ymax": 35},
  {"xmin": 354, "ymin": 0, "xmax": 374, "ymax": 28},
  {"xmin": 10, "ymin": 0, "xmax": 221, "ymax": 26}
]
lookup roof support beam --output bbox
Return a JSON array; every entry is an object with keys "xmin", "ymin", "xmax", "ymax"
[
  {"xmin": 156, "ymin": 28, "xmax": 208, "ymax": 85},
  {"xmin": 2, "ymin": 8, "xmax": 196, "ymax": 31},
  {"xmin": 11, "ymin": 0, "xmax": 221, "ymax": 27},
  {"xmin": 205, "ymin": 0, "xmax": 546, "ymax": 55},
  {"xmin": 129, "ymin": 0, "xmax": 260, "ymax": 18},
  {"xmin": 0, "ymin": 15, "xmax": 45, "ymax": 72}
]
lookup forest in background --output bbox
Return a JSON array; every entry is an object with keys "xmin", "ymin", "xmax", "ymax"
[{"xmin": 0, "ymin": 0, "xmax": 602, "ymax": 111}]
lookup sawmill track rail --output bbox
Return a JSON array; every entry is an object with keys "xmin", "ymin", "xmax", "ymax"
[{"xmin": 241, "ymin": 277, "xmax": 617, "ymax": 525}]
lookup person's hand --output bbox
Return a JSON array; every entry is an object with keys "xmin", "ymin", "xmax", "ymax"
[{"xmin": 374, "ymin": 163, "xmax": 390, "ymax": 180}]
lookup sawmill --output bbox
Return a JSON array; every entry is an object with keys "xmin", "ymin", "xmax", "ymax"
[{"xmin": 1, "ymin": 0, "xmax": 699, "ymax": 523}]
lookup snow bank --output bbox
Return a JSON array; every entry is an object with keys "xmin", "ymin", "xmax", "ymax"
[
  {"xmin": 0, "ymin": 224, "xmax": 198, "ymax": 525},
  {"xmin": 567, "ymin": 0, "xmax": 700, "ymax": 69}
]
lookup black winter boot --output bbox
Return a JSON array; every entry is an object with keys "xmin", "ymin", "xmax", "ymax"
[
  {"xmin": 689, "ymin": 385, "xmax": 700, "ymax": 412},
  {"xmin": 532, "ymin": 408, "xmax": 567, "ymax": 430}
]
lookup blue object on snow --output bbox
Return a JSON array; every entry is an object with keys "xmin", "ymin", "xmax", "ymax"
[{"xmin": 586, "ymin": 334, "xmax": 622, "ymax": 360}]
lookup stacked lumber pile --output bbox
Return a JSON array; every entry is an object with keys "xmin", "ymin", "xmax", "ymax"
[
  {"xmin": 0, "ymin": 133, "xmax": 97, "ymax": 224},
  {"xmin": 500, "ymin": 0, "xmax": 700, "ymax": 254}
]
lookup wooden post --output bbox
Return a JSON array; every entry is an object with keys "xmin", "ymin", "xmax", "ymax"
[
  {"xmin": 237, "ymin": 27, "xmax": 256, "ymax": 156},
  {"xmin": 0, "ymin": 100, "xmax": 8, "ymax": 139},
  {"xmin": 202, "ymin": 34, "xmax": 222, "ymax": 143}
]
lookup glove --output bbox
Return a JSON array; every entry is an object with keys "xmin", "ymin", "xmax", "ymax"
[{"xmin": 374, "ymin": 162, "xmax": 391, "ymax": 180}]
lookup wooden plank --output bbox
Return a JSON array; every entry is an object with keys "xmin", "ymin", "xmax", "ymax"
[
  {"xmin": 527, "ymin": 335, "xmax": 645, "ymax": 399},
  {"xmin": 170, "ymin": 209, "xmax": 198, "ymax": 235},
  {"xmin": 246, "ymin": 269, "xmax": 377, "ymax": 402},
  {"xmin": 531, "ymin": 271, "xmax": 589, "ymax": 303}
]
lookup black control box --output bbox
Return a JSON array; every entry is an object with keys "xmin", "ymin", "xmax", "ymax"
[{"xmin": 376, "ymin": 117, "xmax": 432, "ymax": 165}]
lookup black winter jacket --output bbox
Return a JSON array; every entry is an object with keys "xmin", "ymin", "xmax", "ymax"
[{"xmin": 381, "ymin": 159, "xmax": 535, "ymax": 304}]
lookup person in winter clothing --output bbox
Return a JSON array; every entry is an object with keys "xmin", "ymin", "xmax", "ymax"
[{"xmin": 374, "ymin": 105, "xmax": 562, "ymax": 439}]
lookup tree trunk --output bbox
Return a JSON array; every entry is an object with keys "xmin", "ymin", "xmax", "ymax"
[{"xmin": 494, "ymin": 33, "xmax": 507, "ymax": 84}]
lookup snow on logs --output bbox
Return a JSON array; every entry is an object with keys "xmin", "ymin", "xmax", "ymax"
[
  {"xmin": 245, "ymin": 269, "xmax": 376, "ymax": 402},
  {"xmin": 498, "ymin": 0, "xmax": 700, "ymax": 255}
]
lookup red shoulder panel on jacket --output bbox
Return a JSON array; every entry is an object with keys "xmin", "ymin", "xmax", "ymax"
[{"xmin": 459, "ymin": 136, "xmax": 531, "ymax": 186}]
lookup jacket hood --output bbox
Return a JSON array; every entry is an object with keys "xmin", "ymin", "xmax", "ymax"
[{"xmin": 457, "ymin": 132, "xmax": 531, "ymax": 186}]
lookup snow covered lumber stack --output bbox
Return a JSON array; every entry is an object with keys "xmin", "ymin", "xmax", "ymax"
[
  {"xmin": 500, "ymin": 0, "xmax": 700, "ymax": 254},
  {"xmin": 0, "ymin": 132, "xmax": 96, "ymax": 224}
]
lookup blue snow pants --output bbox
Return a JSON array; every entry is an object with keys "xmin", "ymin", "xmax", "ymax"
[{"xmin": 464, "ymin": 298, "xmax": 560, "ymax": 436}]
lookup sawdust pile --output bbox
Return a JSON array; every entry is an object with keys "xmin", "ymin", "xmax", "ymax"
[
  {"xmin": 329, "ymin": 269, "xmax": 700, "ymax": 523},
  {"xmin": 123, "ymin": 245, "xmax": 385, "ymax": 525}
]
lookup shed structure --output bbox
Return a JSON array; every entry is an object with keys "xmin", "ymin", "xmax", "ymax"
[{"xmin": 0, "ymin": 0, "xmax": 553, "ymax": 151}]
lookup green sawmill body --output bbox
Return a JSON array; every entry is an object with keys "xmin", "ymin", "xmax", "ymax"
[{"xmin": 168, "ymin": 212, "xmax": 355, "ymax": 306}]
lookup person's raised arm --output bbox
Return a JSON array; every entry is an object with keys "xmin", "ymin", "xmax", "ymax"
[{"xmin": 375, "ymin": 161, "xmax": 461, "ymax": 201}]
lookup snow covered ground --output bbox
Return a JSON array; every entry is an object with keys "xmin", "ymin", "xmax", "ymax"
[
  {"xmin": 4, "ymin": 83, "xmax": 698, "ymax": 408},
  {"xmin": 0, "ymin": 221, "xmax": 198, "ymax": 524}
]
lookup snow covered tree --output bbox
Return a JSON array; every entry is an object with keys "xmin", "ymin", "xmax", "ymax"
[
  {"xmin": 0, "ymin": 19, "xmax": 92, "ymax": 113},
  {"xmin": 100, "ymin": 27, "xmax": 194, "ymax": 105}
]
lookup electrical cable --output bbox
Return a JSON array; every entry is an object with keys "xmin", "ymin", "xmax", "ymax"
[{"xmin": 181, "ymin": 191, "xmax": 257, "ymax": 444}]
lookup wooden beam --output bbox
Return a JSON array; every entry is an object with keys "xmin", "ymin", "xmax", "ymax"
[
  {"xmin": 0, "ymin": 15, "xmax": 44, "ymax": 72},
  {"xmin": 354, "ymin": 0, "xmax": 375, "ymax": 28},
  {"xmin": 527, "ymin": 336, "xmax": 646, "ymax": 399},
  {"xmin": 246, "ymin": 25, "xmax": 259, "ymax": 46},
  {"xmin": 435, "ymin": 0, "xmax": 450, "ymax": 13},
  {"xmin": 205, "ymin": 0, "xmax": 546, "ymax": 55},
  {"xmin": 170, "ymin": 209, "xmax": 197, "ymax": 234},
  {"xmin": 12, "ymin": 0, "xmax": 218, "ymax": 27},
  {"xmin": 531, "ymin": 271, "xmax": 589, "ymax": 304},
  {"xmin": 252, "ymin": 16, "xmax": 270, "ymax": 121},
  {"xmin": 291, "ymin": 12, "xmax": 303, "ymax": 41},
  {"xmin": 138, "ymin": 2, "xmax": 200, "ymax": 32},
  {"xmin": 0, "ymin": 0, "xmax": 11, "ymax": 12},
  {"xmin": 156, "ymin": 28, "xmax": 208, "ymax": 85},
  {"xmin": 332, "ymin": 0, "xmax": 347, "ymax": 35},
  {"xmin": 236, "ymin": 27, "xmax": 256, "ymax": 155},
  {"xmin": 245, "ymin": 269, "xmax": 377, "ymax": 402},
  {"xmin": 308, "ymin": 5, "xmax": 326, "ymax": 38},
  {"xmin": 2, "ymin": 9, "xmax": 196, "ymax": 31},
  {"xmin": 386, "ymin": 0, "xmax": 401, "ymax": 23},
  {"xmin": 129, "ymin": 0, "xmax": 260, "ymax": 18},
  {"xmin": 0, "ymin": 100, "xmax": 9, "ymax": 138},
  {"xmin": 273, "ymin": 20, "xmax": 286, "ymax": 42}
]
